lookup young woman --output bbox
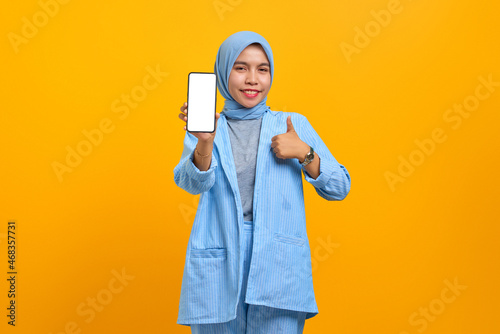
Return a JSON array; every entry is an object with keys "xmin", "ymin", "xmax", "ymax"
[{"xmin": 175, "ymin": 31, "xmax": 351, "ymax": 333}]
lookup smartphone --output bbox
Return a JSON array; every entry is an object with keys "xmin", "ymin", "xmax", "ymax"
[{"xmin": 186, "ymin": 72, "xmax": 217, "ymax": 133}]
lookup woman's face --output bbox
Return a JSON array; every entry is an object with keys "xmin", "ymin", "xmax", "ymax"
[{"xmin": 228, "ymin": 44, "xmax": 271, "ymax": 108}]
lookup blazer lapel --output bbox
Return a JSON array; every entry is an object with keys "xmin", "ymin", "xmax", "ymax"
[
  {"xmin": 214, "ymin": 115, "xmax": 240, "ymax": 202},
  {"xmin": 252, "ymin": 110, "xmax": 279, "ymax": 222},
  {"xmin": 215, "ymin": 111, "xmax": 279, "ymax": 221}
]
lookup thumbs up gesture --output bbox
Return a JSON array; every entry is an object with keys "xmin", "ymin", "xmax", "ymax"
[{"xmin": 271, "ymin": 116, "xmax": 310, "ymax": 161}]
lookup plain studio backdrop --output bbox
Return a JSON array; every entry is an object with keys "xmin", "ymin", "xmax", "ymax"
[{"xmin": 1, "ymin": 0, "xmax": 499, "ymax": 333}]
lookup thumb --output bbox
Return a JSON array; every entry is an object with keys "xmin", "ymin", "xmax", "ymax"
[{"xmin": 286, "ymin": 116, "xmax": 295, "ymax": 133}]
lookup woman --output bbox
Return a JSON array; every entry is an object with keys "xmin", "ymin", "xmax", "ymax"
[{"xmin": 175, "ymin": 31, "xmax": 351, "ymax": 333}]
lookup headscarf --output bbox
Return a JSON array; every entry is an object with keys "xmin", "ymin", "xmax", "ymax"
[{"xmin": 214, "ymin": 31, "xmax": 274, "ymax": 120}]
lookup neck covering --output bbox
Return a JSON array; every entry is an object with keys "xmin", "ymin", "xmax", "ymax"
[{"xmin": 214, "ymin": 31, "xmax": 274, "ymax": 120}]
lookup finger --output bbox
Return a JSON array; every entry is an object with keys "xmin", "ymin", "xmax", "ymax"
[
  {"xmin": 180, "ymin": 102, "xmax": 187, "ymax": 112},
  {"xmin": 214, "ymin": 113, "xmax": 220, "ymax": 129},
  {"xmin": 178, "ymin": 113, "xmax": 187, "ymax": 121},
  {"xmin": 271, "ymin": 142, "xmax": 277, "ymax": 148},
  {"xmin": 286, "ymin": 116, "xmax": 295, "ymax": 133},
  {"xmin": 271, "ymin": 135, "xmax": 277, "ymax": 142}
]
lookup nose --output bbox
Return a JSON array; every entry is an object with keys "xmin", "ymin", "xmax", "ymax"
[{"xmin": 245, "ymin": 70, "xmax": 257, "ymax": 85}]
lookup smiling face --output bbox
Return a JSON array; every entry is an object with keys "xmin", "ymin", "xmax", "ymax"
[{"xmin": 228, "ymin": 43, "xmax": 271, "ymax": 108}]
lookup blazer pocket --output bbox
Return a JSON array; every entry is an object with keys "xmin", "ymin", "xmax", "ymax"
[
  {"xmin": 190, "ymin": 248, "xmax": 227, "ymax": 259},
  {"xmin": 274, "ymin": 233, "xmax": 305, "ymax": 247}
]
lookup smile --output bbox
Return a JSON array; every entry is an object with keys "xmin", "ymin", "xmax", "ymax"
[{"xmin": 241, "ymin": 90, "xmax": 260, "ymax": 97}]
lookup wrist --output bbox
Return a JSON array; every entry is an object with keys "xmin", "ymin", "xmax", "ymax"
[
  {"xmin": 300, "ymin": 146, "xmax": 315, "ymax": 167},
  {"xmin": 297, "ymin": 142, "xmax": 310, "ymax": 162},
  {"xmin": 196, "ymin": 141, "xmax": 213, "ymax": 155}
]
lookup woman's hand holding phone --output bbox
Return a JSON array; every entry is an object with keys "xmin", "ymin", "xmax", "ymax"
[
  {"xmin": 179, "ymin": 102, "xmax": 220, "ymax": 142},
  {"xmin": 178, "ymin": 102, "xmax": 220, "ymax": 171}
]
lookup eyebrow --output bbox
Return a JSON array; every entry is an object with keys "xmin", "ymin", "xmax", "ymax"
[{"xmin": 233, "ymin": 61, "xmax": 270, "ymax": 67}]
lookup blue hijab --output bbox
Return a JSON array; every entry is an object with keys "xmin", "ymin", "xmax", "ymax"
[{"xmin": 214, "ymin": 31, "xmax": 274, "ymax": 120}]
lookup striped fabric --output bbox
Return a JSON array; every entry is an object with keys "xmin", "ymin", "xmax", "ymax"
[
  {"xmin": 190, "ymin": 221, "xmax": 307, "ymax": 333},
  {"xmin": 174, "ymin": 109, "xmax": 351, "ymax": 325}
]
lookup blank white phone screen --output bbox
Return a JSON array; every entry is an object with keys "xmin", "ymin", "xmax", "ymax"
[{"xmin": 187, "ymin": 73, "xmax": 216, "ymax": 132}]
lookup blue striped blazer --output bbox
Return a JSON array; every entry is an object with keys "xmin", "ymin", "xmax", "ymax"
[{"xmin": 174, "ymin": 109, "xmax": 351, "ymax": 325}]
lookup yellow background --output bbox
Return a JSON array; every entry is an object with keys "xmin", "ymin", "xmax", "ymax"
[{"xmin": 1, "ymin": 0, "xmax": 499, "ymax": 333}]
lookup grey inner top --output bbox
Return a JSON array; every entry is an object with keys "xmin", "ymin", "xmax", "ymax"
[{"xmin": 226, "ymin": 117, "xmax": 263, "ymax": 222}]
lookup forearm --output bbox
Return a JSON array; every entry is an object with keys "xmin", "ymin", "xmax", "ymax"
[
  {"xmin": 294, "ymin": 114, "xmax": 350, "ymax": 200},
  {"xmin": 295, "ymin": 141, "xmax": 320, "ymax": 179},
  {"xmin": 174, "ymin": 135, "xmax": 217, "ymax": 195},
  {"xmin": 193, "ymin": 140, "xmax": 214, "ymax": 172},
  {"xmin": 302, "ymin": 153, "xmax": 320, "ymax": 179}
]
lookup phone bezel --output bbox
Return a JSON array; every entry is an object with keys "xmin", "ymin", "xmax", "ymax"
[{"xmin": 186, "ymin": 72, "xmax": 217, "ymax": 133}]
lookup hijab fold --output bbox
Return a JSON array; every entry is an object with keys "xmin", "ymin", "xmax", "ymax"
[{"xmin": 214, "ymin": 31, "xmax": 274, "ymax": 120}]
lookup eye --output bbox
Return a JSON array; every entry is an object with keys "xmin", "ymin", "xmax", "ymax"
[
  {"xmin": 234, "ymin": 66, "xmax": 246, "ymax": 71},
  {"xmin": 259, "ymin": 68, "xmax": 269, "ymax": 72}
]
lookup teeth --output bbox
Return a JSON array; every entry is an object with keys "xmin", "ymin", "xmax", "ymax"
[{"xmin": 243, "ymin": 90, "xmax": 258, "ymax": 94}]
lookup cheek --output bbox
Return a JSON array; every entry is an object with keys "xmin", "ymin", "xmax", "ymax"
[
  {"xmin": 228, "ymin": 76, "xmax": 239, "ymax": 92},
  {"xmin": 263, "ymin": 78, "xmax": 271, "ymax": 91},
  {"xmin": 263, "ymin": 73, "xmax": 271, "ymax": 86}
]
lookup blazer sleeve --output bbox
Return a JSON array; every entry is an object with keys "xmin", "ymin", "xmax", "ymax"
[
  {"xmin": 296, "ymin": 114, "xmax": 351, "ymax": 201},
  {"xmin": 173, "ymin": 132, "xmax": 218, "ymax": 195}
]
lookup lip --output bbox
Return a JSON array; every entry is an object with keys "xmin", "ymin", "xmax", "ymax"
[{"xmin": 241, "ymin": 89, "xmax": 260, "ymax": 98}]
